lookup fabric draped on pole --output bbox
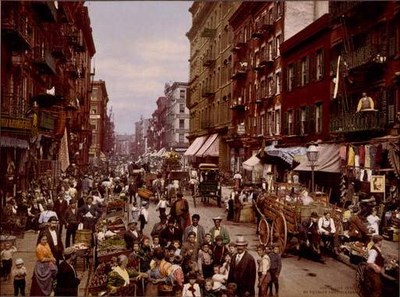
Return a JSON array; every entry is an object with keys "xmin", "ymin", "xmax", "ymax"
[
  {"xmin": 294, "ymin": 144, "xmax": 341, "ymax": 173},
  {"xmin": 243, "ymin": 154, "xmax": 263, "ymax": 171},
  {"xmin": 184, "ymin": 135, "xmax": 208, "ymax": 157},
  {"xmin": 264, "ymin": 144, "xmax": 307, "ymax": 166},
  {"xmin": 58, "ymin": 127, "xmax": 70, "ymax": 172}
]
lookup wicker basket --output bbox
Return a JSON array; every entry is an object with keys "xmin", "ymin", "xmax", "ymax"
[{"xmin": 138, "ymin": 188, "xmax": 153, "ymax": 199}]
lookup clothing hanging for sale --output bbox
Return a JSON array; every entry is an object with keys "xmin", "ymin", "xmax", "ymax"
[{"xmin": 347, "ymin": 146, "xmax": 355, "ymax": 166}]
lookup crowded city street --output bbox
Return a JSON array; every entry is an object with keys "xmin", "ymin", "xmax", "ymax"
[
  {"xmin": 1, "ymin": 1, "xmax": 400, "ymax": 297},
  {"xmin": 0, "ymin": 166, "xmax": 398, "ymax": 296}
]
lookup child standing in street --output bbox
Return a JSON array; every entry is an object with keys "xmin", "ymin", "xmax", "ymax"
[
  {"xmin": 1, "ymin": 242, "xmax": 17, "ymax": 281},
  {"xmin": 268, "ymin": 244, "xmax": 282, "ymax": 297},
  {"xmin": 12, "ymin": 258, "xmax": 26, "ymax": 296},
  {"xmin": 155, "ymin": 195, "xmax": 169, "ymax": 217}
]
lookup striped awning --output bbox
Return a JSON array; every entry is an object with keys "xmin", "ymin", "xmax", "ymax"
[{"xmin": 0, "ymin": 136, "xmax": 29, "ymax": 149}]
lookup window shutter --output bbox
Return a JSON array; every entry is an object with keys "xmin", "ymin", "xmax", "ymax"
[
  {"xmin": 282, "ymin": 111, "xmax": 288, "ymax": 135},
  {"xmin": 294, "ymin": 109, "xmax": 301, "ymax": 135},
  {"xmin": 296, "ymin": 61, "xmax": 302, "ymax": 88},
  {"xmin": 305, "ymin": 57, "xmax": 309, "ymax": 85},
  {"xmin": 308, "ymin": 105, "xmax": 316, "ymax": 134},
  {"xmin": 310, "ymin": 53, "xmax": 316, "ymax": 82}
]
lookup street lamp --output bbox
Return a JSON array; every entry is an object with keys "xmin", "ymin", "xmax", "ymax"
[{"xmin": 306, "ymin": 144, "xmax": 319, "ymax": 193}]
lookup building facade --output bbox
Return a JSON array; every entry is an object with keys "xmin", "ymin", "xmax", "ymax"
[
  {"xmin": 89, "ymin": 80, "xmax": 109, "ymax": 161},
  {"xmin": 164, "ymin": 82, "xmax": 190, "ymax": 153},
  {"xmin": 1, "ymin": 1, "xmax": 95, "ymax": 194},
  {"xmin": 186, "ymin": 2, "xmax": 240, "ymax": 170}
]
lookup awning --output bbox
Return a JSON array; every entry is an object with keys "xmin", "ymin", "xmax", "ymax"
[
  {"xmin": 294, "ymin": 144, "xmax": 341, "ymax": 173},
  {"xmin": 156, "ymin": 147, "xmax": 166, "ymax": 157},
  {"xmin": 195, "ymin": 133, "xmax": 219, "ymax": 157},
  {"xmin": 243, "ymin": 154, "xmax": 263, "ymax": 171},
  {"xmin": 184, "ymin": 135, "xmax": 208, "ymax": 156},
  {"xmin": 264, "ymin": 144, "xmax": 306, "ymax": 166},
  {"xmin": 0, "ymin": 136, "xmax": 29, "ymax": 149}
]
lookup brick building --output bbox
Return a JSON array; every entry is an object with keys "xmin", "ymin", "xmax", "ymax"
[{"xmin": 1, "ymin": 1, "xmax": 95, "ymax": 194}]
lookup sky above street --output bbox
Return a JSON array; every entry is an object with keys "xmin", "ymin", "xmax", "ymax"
[{"xmin": 87, "ymin": 1, "xmax": 192, "ymax": 135}]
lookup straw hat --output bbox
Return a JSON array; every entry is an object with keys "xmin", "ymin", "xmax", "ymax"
[{"xmin": 234, "ymin": 236, "xmax": 248, "ymax": 246}]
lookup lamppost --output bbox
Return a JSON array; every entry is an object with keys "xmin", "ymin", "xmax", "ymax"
[{"xmin": 306, "ymin": 144, "xmax": 319, "ymax": 193}]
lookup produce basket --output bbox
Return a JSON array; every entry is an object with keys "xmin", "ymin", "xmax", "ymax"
[{"xmin": 138, "ymin": 188, "xmax": 153, "ymax": 199}]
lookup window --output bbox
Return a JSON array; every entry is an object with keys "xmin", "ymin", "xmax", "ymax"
[
  {"xmin": 179, "ymin": 119, "xmax": 185, "ymax": 129},
  {"xmin": 276, "ymin": 72, "xmax": 281, "ymax": 94},
  {"xmin": 287, "ymin": 110, "xmax": 294, "ymax": 135},
  {"xmin": 316, "ymin": 50, "xmax": 324, "ymax": 80},
  {"xmin": 267, "ymin": 76, "xmax": 274, "ymax": 97},
  {"xmin": 300, "ymin": 107, "xmax": 307, "ymax": 135},
  {"xmin": 179, "ymin": 104, "xmax": 185, "ymax": 113},
  {"xmin": 276, "ymin": 1, "xmax": 282, "ymax": 18},
  {"xmin": 301, "ymin": 56, "xmax": 309, "ymax": 86},
  {"xmin": 180, "ymin": 89, "xmax": 186, "ymax": 99},
  {"xmin": 179, "ymin": 134, "xmax": 185, "ymax": 143},
  {"xmin": 276, "ymin": 34, "xmax": 282, "ymax": 57},
  {"xmin": 315, "ymin": 103, "xmax": 323, "ymax": 133},
  {"xmin": 267, "ymin": 111, "xmax": 274, "ymax": 135},
  {"xmin": 287, "ymin": 64, "xmax": 294, "ymax": 91},
  {"xmin": 268, "ymin": 8, "xmax": 274, "ymax": 24},
  {"xmin": 91, "ymin": 107, "xmax": 97, "ymax": 114},
  {"xmin": 267, "ymin": 41, "xmax": 273, "ymax": 60}
]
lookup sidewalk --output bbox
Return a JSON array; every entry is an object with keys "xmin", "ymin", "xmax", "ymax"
[{"xmin": 0, "ymin": 231, "xmax": 91, "ymax": 297}]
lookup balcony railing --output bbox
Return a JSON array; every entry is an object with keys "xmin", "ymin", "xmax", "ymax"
[
  {"xmin": 345, "ymin": 44, "xmax": 387, "ymax": 70},
  {"xmin": 1, "ymin": 93, "xmax": 26, "ymax": 118},
  {"xmin": 330, "ymin": 110, "xmax": 385, "ymax": 133},
  {"xmin": 252, "ymin": 18, "xmax": 273, "ymax": 39},
  {"xmin": 52, "ymin": 30, "xmax": 68, "ymax": 59},
  {"xmin": 1, "ymin": 14, "xmax": 32, "ymax": 50},
  {"xmin": 201, "ymin": 28, "xmax": 217, "ymax": 38},
  {"xmin": 232, "ymin": 35, "xmax": 246, "ymax": 51},
  {"xmin": 230, "ymin": 97, "xmax": 247, "ymax": 111},
  {"xmin": 203, "ymin": 52, "xmax": 216, "ymax": 67},
  {"xmin": 231, "ymin": 61, "xmax": 248, "ymax": 79},
  {"xmin": 32, "ymin": 48, "xmax": 57, "ymax": 75},
  {"xmin": 202, "ymin": 85, "xmax": 215, "ymax": 97},
  {"xmin": 32, "ymin": 1, "xmax": 58, "ymax": 23},
  {"xmin": 66, "ymin": 28, "xmax": 85, "ymax": 52}
]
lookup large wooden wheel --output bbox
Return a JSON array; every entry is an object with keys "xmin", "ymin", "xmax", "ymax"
[
  {"xmin": 258, "ymin": 218, "xmax": 271, "ymax": 246},
  {"xmin": 271, "ymin": 211, "xmax": 287, "ymax": 254}
]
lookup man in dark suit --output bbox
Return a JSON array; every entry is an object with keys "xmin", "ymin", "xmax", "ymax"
[
  {"xmin": 159, "ymin": 217, "xmax": 182, "ymax": 247},
  {"xmin": 78, "ymin": 196, "xmax": 101, "ymax": 231},
  {"xmin": 124, "ymin": 221, "xmax": 140, "ymax": 250},
  {"xmin": 183, "ymin": 214, "xmax": 206, "ymax": 245},
  {"xmin": 227, "ymin": 236, "xmax": 256, "ymax": 296},
  {"xmin": 38, "ymin": 216, "xmax": 64, "ymax": 265},
  {"xmin": 55, "ymin": 247, "xmax": 80, "ymax": 296},
  {"xmin": 54, "ymin": 194, "xmax": 68, "ymax": 235},
  {"xmin": 65, "ymin": 199, "xmax": 80, "ymax": 247}
]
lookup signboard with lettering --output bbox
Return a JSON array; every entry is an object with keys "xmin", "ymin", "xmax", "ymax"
[
  {"xmin": 39, "ymin": 112, "xmax": 55, "ymax": 130},
  {"xmin": 1, "ymin": 117, "xmax": 31, "ymax": 130}
]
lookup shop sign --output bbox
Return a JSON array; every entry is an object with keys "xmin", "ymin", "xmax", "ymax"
[
  {"xmin": 370, "ymin": 175, "xmax": 385, "ymax": 193},
  {"xmin": 1, "ymin": 117, "xmax": 31, "ymax": 130},
  {"xmin": 237, "ymin": 123, "xmax": 245, "ymax": 135},
  {"xmin": 39, "ymin": 113, "xmax": 55, "ymax": 130}
]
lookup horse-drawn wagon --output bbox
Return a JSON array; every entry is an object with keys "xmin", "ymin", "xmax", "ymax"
[{"xmin": 255, "ymin": 182, "xmax": 344, "ymax": 254}]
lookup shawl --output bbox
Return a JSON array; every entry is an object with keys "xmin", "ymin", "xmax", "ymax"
[
  {"xmin": 113, "ymin": 266, "xmax": 130, "ymax": 286},
  {"xmin": 36, "ymin": 243, "xmax": 54, "ymax": 262},
  {"xmin": 34, "ymin": 261, "xmax": 58, "ymax": 296}
]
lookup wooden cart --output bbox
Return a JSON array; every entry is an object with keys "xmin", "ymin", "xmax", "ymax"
[{"xmin": 255, "ymin": 183, "xmax": 343, "ymax": 254}]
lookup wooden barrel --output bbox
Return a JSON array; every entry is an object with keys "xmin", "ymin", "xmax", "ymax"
[{"xmin": 74, "ymin": 229, "xmax": 92, "ymax": 245}]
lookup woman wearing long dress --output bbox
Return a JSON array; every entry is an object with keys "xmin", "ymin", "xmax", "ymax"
[{"xmin": 30, "ymin": 234, "xmax": 58, "ymax": 296}]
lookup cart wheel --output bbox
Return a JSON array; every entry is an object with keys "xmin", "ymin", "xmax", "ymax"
[
  {"xmin": 271, "ymin": 211, "xmax": 287, "ymax": 254},
  {"xmin": 258, "ymin": 218, "xmax": 271, "ymax": 246}
]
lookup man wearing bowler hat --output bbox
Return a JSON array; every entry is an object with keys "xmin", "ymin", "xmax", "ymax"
[
  {"xmin": 38, "ymin": 216, "xmax": 64, "ymax": 265},
  {"xmin": 209, "ymin": 216, "xmax": 230, "ymax": 245},
  {"xmin": 124, "ymin": 221, "xmax": 140, "ymax": 250},
  {"xmin": 227, "ymin": 236, "xmax": 256, "ymax": 296},
  {"xmin": 150, "ymin": 213, "xmax": 169, "ymax": 237},
  {"xmin": 55, "ymin": 247, "xmax": 80, "ymax": 296}
]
